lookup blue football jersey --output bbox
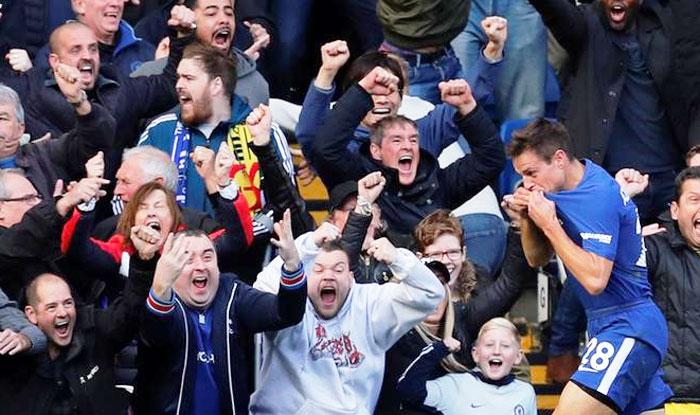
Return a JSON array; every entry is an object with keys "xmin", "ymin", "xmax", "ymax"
[{"xmin": 547, "ymin": 160, "xmax": 652, "ymax": 313}]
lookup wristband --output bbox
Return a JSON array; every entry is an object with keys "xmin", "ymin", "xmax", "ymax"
[
  {"xmin": 355, "ymin": 195, "xmax": 373, "ymax": 216},
  {"xmin": 218, "ymin": 181, "xmax": 239, "ymax": 200},
  {"xmin": 69, "ymin": 90, "xmax": 88, "ymax": 106}
]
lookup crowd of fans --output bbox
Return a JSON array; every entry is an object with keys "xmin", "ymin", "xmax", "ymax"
[{"xmin": 0, "ymin": 0, "xmax": 698, "ymax": 414}]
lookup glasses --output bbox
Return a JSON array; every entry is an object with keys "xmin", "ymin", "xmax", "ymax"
[
  {"xmin": 0, "ymin": 193, "xmax": 43, "ymax": 204},
  {"xmin": 424, "ymin": 249, "xmax": 462, "ymax": 261}
]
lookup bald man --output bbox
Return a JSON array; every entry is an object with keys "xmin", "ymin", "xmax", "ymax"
[{"xmin": 0, "ymin": 223, "xmax": 165, "ymax": 414}]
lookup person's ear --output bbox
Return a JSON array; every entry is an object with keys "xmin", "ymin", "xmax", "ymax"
[
  {"xmin": 471, "ymin": 345, "xmax": 479, "ymax": 364},
  {"xmin": 24, "ymin": 305, "xmax": 38, "ymax": 325},
  {"xmin": 554, "ymin": 149, "xmax": 567, "ymax": 169},
  {"xmin": 514, "ymin": 349, "xmax": 523, "ymax": 365},
  {"xmin": 48, "ymin": 53, "xmax": 60, "ymax": 70},
  {"xmin": 670, "ymin": 200, "xmax": 679, "ymax": 221},
  {"xmin": 369, "ymin": 142, "xmax": 382, "ymax": 161},
  {"xmin": 210, "ymin": 76, "xmax": 224, "ymax": 96},
  {"xmin": 71, "ymin": 0, "xmax": 86, "ymax": 15}
]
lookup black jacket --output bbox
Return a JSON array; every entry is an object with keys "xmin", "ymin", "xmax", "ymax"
[
  {"xmin": 0, "ymin": 254, "xmax": 155, "ymax": 415},
  {"xmin": 531, "ymin": 0, "xmax": 694, "ymax": 159},
  {"xmin": 0, "ymin": 201, "xmax": 66, "ymax": 301},
  {"xmin": 312, "ymin": 84, "xmax": 505, "ymax": 244},
  {"xmin": 646, "ymin": 220, "xmax": 700, "ymax": 401},
  {"xmin": 378, "ymin": 229, "xmax": 534, "ymax": 413},
  {"xmin": 16, "ymin": 103, "xmax": 115, "ymax": 201}
]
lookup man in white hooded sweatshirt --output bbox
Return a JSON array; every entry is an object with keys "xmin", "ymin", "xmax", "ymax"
[{"xmin": 250, "ymin": 174, "xmax": 445, "ymax": 414}]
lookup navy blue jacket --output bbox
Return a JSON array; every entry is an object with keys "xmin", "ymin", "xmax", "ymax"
[{"xmin": 134, "ymin": 271, "xmax": 307, "ymax": 414}]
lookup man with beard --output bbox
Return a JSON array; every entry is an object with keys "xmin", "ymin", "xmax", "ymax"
[
  {"xmin": 0, "ymin": 224, "xmax": 180, "ymax": 415},
  {"xmin": 132, "ymin": 0, "xmax": 270, "ymax": 108},
  {"xmin": 527, "ymin": 0, "xmax": 689, "ymax": 225},
  {"xmin": 138, "ymin": 42, "xmax": 294, "ymax": 217},
  {"xmin": 250, "ymin": 232, "xmax": 444, "ymax": 414}
]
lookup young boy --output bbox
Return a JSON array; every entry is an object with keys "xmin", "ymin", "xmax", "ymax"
[{"xmin": 397, "ymin": 317, "xmax": 537, "ymax": 414}]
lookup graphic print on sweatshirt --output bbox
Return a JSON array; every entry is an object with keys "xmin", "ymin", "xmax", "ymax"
[{"xmin": 310, "ymin": 323, "xmax": 365, "ymax": 368}]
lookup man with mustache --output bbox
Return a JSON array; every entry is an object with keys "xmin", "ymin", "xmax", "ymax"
[{"xmin": 527, "ymin": 0, "xmax": 691, "ymax": 225}]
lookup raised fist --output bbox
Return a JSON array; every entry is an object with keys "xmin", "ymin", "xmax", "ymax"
[
  {"xmin": 320, "ymin": 40, "xmax": 350, "ymax": 73},
  {"xmin": 357, "ymin": 171, "xmax": 386, "ymax": 205},
  {"xmin": 439, "ymin": 79, "xmax": 476, "ymax": 115},
  {"xmin": 246, "ymin": 104, "xmax": 272, "ymax": 146},
  {"xmin": 358, "ymin": 66, "xmax": 400, "ymax": 96}
]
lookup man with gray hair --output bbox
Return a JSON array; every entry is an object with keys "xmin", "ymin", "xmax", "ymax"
[
  {"xmin": 91, "ymin": 145, "xmax": 222, "ymax": 241},
  {"xmin": 0, "ymin": 62, "xmax": 114, "ymax": 202}
]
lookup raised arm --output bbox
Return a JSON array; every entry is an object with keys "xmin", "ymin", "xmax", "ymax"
[
  {"xmin": 248, "ymin": 104, "xmax": 315, "ymax": 236},
  {"xmin": 44, "ymin": 62, "xmax": 115, "ymax": 182},
  {"xmin": 440, "ymin": 82, "xmax": 505, "ymax": 208},
  {"xmin": 340, "ymin": 172, "xmax": 386, "ymax": 275},
  {"xmin": 235, "ymin": 210, "xmax": 307, "ymax": 332},
  {"xmin": 528, "ymin": 0, "xmax": 587, "ymax": 57},
  {"xmin": 312, "ymin": 66, "xmax": 399, "ymax": 189},
  {"xmin": 367, "ymin": 239, "xmax": 445, "ymax": 349},
  {"xmin": 296, "ymin": 40, "xmax": 350, "ymax": 164}
]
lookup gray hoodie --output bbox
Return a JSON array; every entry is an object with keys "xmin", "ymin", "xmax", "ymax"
[{"xmin": 131, "ymin": 47, "xmax": 269, "ymax": 108}]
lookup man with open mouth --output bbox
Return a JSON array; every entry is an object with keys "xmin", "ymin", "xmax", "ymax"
[
  {"xmin": 0, "ymin": 221, "xmax": 161, "ymax": 414},
  {"xmin": 311, "ymin": 65, "xmax": 505, "ymax": 248},
  {"xmin": 135, "ymin": 210, "xmax": 307, "ymax": 415},
  {"xmin": 526, "ymin": 0, "xmax": 690, "ymax": 226},
  {"xmin": 131, "ymin": 0, "xmax": 270, "ymax": 109},
  {"xmin": 250, "ymin": 224, "xmax": 444, "ymax": 414},
  {"xmin": 28, "ymin": 0, "xmax": 156, "ymax": 79}
]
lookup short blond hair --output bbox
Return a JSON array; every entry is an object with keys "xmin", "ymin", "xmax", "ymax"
[{"xmin": 475, "ymin": 317, "xmax": 521, "ymax": 346}]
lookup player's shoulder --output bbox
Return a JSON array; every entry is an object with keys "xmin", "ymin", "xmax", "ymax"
[{"xmin": 583, "ymin": 161, "xmax": 629, "ymax": 205}]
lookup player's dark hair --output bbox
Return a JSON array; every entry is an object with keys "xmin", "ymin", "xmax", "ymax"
[
  {"xmin": 673, "ymin": 166, "xmax": 700, "ymax": 202},
  {"xmin": 507, "ymin": 118, "xmax": 573, "ymax": 162}
]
